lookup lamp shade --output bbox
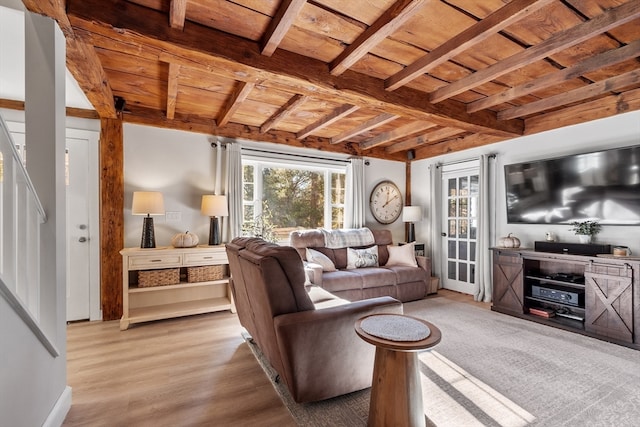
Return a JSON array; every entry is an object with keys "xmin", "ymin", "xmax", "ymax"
[
  {"xmin": 201, "ymin": 195, "xmax": 229, "ymax": 217},
  {"xmin": 402, "ymin": 206, "xmax": 422, "ymax": 223},
  {"xmin": 132, "ymin": 191, "xmax": 165, "ymax": 215}
]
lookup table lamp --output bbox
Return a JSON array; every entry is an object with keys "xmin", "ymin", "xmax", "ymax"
[
  {"xmin": 132, "ymin": 191, "xmax": 165, "ymax": 248},
  {"xmin": 402, "ymin": 206, "xmax": 422, "ymax": 243},
  {"xmin": 201, "ymin": 195, "xmax": 229, "ymax": 245}
]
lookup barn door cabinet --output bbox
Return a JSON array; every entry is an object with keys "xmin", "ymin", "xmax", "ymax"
[{"xmin": 491, "ymin": 248, "xmax": 640, "ymax": 349}]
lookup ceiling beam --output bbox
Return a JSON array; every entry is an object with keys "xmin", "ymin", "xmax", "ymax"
[
  {"xmin": 498, "ymin": 69, "xmax": 640, "ymax": 120},
  {"xmin": 360, "ymin": 120, "xmax": 437, "ymax": 150},
  {"xmin": 261, "ymin": 0, "xmax": 307, "ymax": 57},
  {"xmin": 330, "ymin": 0, "xmax": 424, "ymax": 76},
  {"xmin": 166, "ymin": 62, "xmax": 180, "ymax": 119},
  {"xmin": 429, "ymin": 0, "xmax": 640, "ymax": 104},
  {"xmin": 385, "ymin": 0, "xmax": 554, "ymax": 91},
  {"xmin": 22, "ymin": 0, "xmax": 116, "ymax": 118},
  {"xmin": 65, "ymin": 0, "xmax": 523, "ymax": 137},
  {"xmin": 0, "ymin": 98, "xmax": 100, "ymax": 119},
  {"xmin": 217, "ymin": 81, "xmax": 256, "ymax": 127},
  {"xmin": 386, "ymin": 127, "xmax": 466, "ymax": 153},
  {"xmin": 169, "ymin": 0, "xmax": 187, "ymax": 30},
  {"xmin": 414, "ymin": 133, "xmax": 508, "ymax": 160},
  {"xmin": 295, "ymin": 104, "xmax": 360, "ymax": 139},
  {"xmin": 330, "ymin": 113, "xmax": 399, "ymax": 144},
  {"xmin": 468, "ymin": 39, "xmax": 640, "ymax": 113},
  {"xmin": 260, "ymin": 93, "xmax": 308, "ymax": 133}
]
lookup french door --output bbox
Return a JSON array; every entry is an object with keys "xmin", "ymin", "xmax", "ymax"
[{"xmin": 441, "ymin": 163, "xmax": 479, "ymax": 294}]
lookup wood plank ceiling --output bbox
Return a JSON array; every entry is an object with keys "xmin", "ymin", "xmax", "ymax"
[{"xmin": 22, "ymin": 0, "xmax": 640, "ymax": 161}]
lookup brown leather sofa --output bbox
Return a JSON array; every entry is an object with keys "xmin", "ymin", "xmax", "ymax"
[
  {"xmin": 226, "ymin": 237, "xmax": 402, "ymax": 403},
  {"xmin": 289, "ymin": 229, "xmax": 433, "ymax": 302}
]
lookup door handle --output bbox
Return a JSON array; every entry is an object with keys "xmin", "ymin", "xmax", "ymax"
[
  {"xmin": 78, "ymin": 237, "xmax": 88, "ymax": 243},
  {"xmin": 441, "ymin": 233, "xmax": 447, "ymax": 237}
]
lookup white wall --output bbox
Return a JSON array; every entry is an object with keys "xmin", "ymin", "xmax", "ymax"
[{"xmin": 411, "ymin": 110, "xmax": 640, "ymax": 260}]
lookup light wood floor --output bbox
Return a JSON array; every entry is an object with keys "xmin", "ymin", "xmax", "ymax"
[{"xmin": 63, "ymin": 289, "xmax": 486, "ymax": 426}]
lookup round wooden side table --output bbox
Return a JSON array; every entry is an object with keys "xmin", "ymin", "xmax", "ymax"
[{"xmin": 355, "ymin": 314, "xmax": 441, "ymax": 427}]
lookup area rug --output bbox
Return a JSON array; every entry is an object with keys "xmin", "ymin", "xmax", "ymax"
[{"xmin": 245, "ymin": 296, "xmax": 640, "ymax": 426}]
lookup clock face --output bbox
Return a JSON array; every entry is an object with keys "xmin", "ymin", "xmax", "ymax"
[{"xmin": 370, "ymin": 181, "xmax": 402, "ymax": 224}]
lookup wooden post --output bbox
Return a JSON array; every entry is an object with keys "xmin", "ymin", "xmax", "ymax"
[{"xmin": 100, "ymin": 117, "xmax": 124, "ymax": 320}]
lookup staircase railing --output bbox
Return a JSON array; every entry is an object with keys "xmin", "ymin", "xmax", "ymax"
[{"xmin": 0, "ymin": 114, "xmax": 58, "ymax": 357}]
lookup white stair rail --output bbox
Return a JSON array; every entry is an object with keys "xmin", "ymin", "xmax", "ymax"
[{"xmin": 0, "ymin": 114, "xmax": 58, "ymax": 357}]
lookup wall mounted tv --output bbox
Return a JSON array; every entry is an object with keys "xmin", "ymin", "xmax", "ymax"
[{"xmin": 504, "ymin": 145, "xmax": 640, "ymax": 225}]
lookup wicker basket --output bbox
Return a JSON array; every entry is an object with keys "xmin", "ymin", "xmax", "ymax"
[
  {"xmin": 138, "ymin": 268, "xmax": 180, "ymax": 287},
  {"xmin": 187, "ymin": 265, "xmax": 225, "ymax": 283}
]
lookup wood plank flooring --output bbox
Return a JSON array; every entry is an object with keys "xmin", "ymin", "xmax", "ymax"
[
  {"xmin": 63, "ymin": 311, "xmax": 296, "ymax": 426},
  {"xmin": 63, "ymin": 289, "xmax": 484, "ymax": 426}
]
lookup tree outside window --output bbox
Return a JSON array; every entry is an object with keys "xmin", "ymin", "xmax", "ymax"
[{"xmin": 242, "ymin": 161, "xmax": 346, "ymax": 241}]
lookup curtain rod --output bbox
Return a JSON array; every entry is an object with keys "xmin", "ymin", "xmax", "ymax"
[
  {"xmin": 240, "ymin": 147, "xmax": 352, "ymax": 164},
  {"xmin": 436, "ymin": 153, "xmax": 497, "ymax": 168}
]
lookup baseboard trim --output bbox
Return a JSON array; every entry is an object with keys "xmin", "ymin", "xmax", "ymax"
[{"xmin": 43, "ymin": 386, "xmax": 72, "ymax": 427}]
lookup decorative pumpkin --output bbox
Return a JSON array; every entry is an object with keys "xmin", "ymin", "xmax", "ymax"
[
  {"xmin": 498, "ymin": 233, "xmax": 521, "ymax": 248},
  {"xmin": 171, "ymin": 231, "xmax": 199, "ymax": 248}
]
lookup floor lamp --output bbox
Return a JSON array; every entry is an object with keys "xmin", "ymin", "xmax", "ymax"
[
  {"xmin": 402, "ymin": 206, "xmax": 422, "ymax": 243},
  {"xmin": 132, "ymin": 191, "xmax": 165, "ymax": 248},
  {"xmin": 201, "ymin": 195, "xmax": 229, "ymax": 246}
]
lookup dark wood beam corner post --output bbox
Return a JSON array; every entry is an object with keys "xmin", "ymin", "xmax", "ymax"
[{"xmin": 100, "ymin": 117, "xmax": 124, "ymax": 320}]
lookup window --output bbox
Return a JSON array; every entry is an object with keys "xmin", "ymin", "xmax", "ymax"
[{"xmin": 242, "ymin": 159, "xmax": 346, "ymax": 242}]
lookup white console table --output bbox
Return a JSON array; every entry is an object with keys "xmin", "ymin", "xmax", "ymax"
[{"xmin": 120, "ymin": 245, "xmax": 235, "ymax": 330}]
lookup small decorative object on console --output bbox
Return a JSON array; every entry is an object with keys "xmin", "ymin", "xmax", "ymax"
[
  {"xmin": 498, "ymin": 233, "xmax": 521, "ymax": 248},
  {"xmin": 569, "ymin": 220, "xmax": 601, "ymax": 243},
  {"xmin": 171, "ymin": 231, "xmax": 199, "ymax": 248}
]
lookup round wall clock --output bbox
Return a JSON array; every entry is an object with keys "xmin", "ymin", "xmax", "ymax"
[{"xmin": 369, "ymin": 180, "xmax": 403, "ymax": 224}]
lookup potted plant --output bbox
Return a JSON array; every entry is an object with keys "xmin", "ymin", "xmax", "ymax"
[{"xmin": 569, "ymin": 220, "xmax": 601, "ymax": 244}]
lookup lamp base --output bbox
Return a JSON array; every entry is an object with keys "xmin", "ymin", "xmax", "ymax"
[
  {"xmin": 140, "ymin": 216, "xmax": 156, "ymax": 248},
  {"xmin": 209, "ymin": 216, "xmax": 221, "ymax": 246},
  {"xmin": 407, "ymin": 223, "xmax": 416, "ymax": 243}
]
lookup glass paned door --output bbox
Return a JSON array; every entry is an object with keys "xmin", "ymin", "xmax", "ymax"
[{"xmin": 442, "ymin": 167, "xmax": 479, "ymax": 294}]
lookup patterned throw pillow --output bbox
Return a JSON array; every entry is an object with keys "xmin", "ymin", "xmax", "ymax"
[
  {"xmin": 385, "ymin": 243, "xmax": 417, "ymax": 267},
  {"xmin": 306, "ymin": 248, "xmax": 337, "ymax": 272},
  {"xmin": 346, "ymin": 246, "xmax": 379, "ymax": 269}
]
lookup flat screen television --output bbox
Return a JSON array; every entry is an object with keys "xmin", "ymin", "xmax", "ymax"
[{"xmin": 504, "ymin": 145, "xmax": 640, "ymax": 225}]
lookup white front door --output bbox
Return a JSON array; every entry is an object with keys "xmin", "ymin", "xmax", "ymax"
[
  {"xmin": 65, "ymin": 129, "xmax": 100, "ymax": 321},
  {"xmin": 441, "ymin": 162, "xmax": 479, "ymax": 294}
]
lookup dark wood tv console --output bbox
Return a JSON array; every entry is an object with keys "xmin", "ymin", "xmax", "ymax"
[{"xmin": 491, "ymin": 248, "xmax": 640, "ymax": 350}]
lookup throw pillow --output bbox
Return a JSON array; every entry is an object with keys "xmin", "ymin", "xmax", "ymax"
[
  {"xmin": 386, "ymin": 243, "xmax": 417, "ymax": 267},
  {"xmin": 306, "ymin": 248, "xmax": 336, "ymax": 272},
  {"xmin": 346, "ymin": 246, "xmax": 379, "ymax": 269}
]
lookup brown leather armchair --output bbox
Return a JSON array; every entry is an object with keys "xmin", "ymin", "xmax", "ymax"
[{"xmin": 226, "ymin": 237, "xmax": 403, "ymax": 403}]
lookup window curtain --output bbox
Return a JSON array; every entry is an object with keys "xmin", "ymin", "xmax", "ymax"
[
  {"xmin": 344, "ymin": 157, "xmax": 365, "ymax": 229},
  {"xmin": 428, "ymin": 163, "xmax": 443, "ymax": 281},
  {"xmin": 217, "ymin": 143, "xmax": 242, "ymax": 242},
  {"xmin": 474, "ymin": 154, "xmax": 496, "ymax": 302}
]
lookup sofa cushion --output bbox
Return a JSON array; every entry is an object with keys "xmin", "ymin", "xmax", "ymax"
[
  {"xmin": 385, "ymin": 265, "xmax": 428, "ymax": 284},
  {"xmin": 355, "ymin": 267, "xmax": 398, "ymax": 288},
  {"xmin": 386, "ymin": 243, "xmax": 417, "ymax": 267},
  {"xmin": 306, "ymin": 248, "xmax": 336, "ymax": 272},
  {"xmin": 320, "ymin": 270, "xmax": 363, "ymax": 293},
  {"xmin": 346, "ymin": 246, "xmax": 379, "ymax": 269}
]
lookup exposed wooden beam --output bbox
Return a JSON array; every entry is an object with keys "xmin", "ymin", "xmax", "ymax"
[
  {"xmin": 414, "ymin": 133, "xmax": 508, "ymax": 160},
  {"xmin": 169, "ymin": 0, "xmax": 187, "ymax": 30},
  {"xmin": 216, "ymin": 81, "xmax": 256, "ymax": 127},
  {"xmin": 65, "ymin": 0, "xmax": 523, "ymax": 137},
  {"xmin": 524, "ymin": 87, "xmax": 640, "ymax": 135},
  {"xmin": 23, "ymin": 0, "xmax": 117, "ymax": 119},
  {"xmin": 260, "ymin": 93, "xmax": 308, "ymax": 133},
  {"xmin": 360, "ymin": 121, "xmax": 437, "ymax": 150},
  {"xmin": 429, "ymin": 1, "xmax": 640, "ymax": 104},
  {"xmin": 166, "ymin": 62, "xmax": 180, "ymax": 119},
  {"xmin": 0, "ymin": 98, "xmax": 99, "ymax": 119},
  {"xmin": 261, "ymin": 0, "xmax": 307, "ymax": 57},
  {"xmin": 117, "ymin": 104, "xmax": 407, "ymax": 161},
  {"xmin": 468, "ymin": 39, "xmax": 640, "ymax": 113},
  {"xmin": 99, "ymin": 117, "xmax": 124, "ymax": 320},
  {"xmin": 499, "ymin": 69, "xmax": 640, "ymax": 120},
  {"xmin": 330, "ymin": 0, "xmax": 424, "ymax": 76},
  {"xmin": 296, "ymin": 104, "xmax": 359, "ymax": 139},
  {"xmin": 386, "ymin": 127, "xmax": 466, "ymax": 153},
  {"xmin": 385, "ymin": 0, "xmax": 554, "ymax": 91},
  {"xmin": 330, "ymin": 113, "xmax": 399, "ymax": 144}
]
